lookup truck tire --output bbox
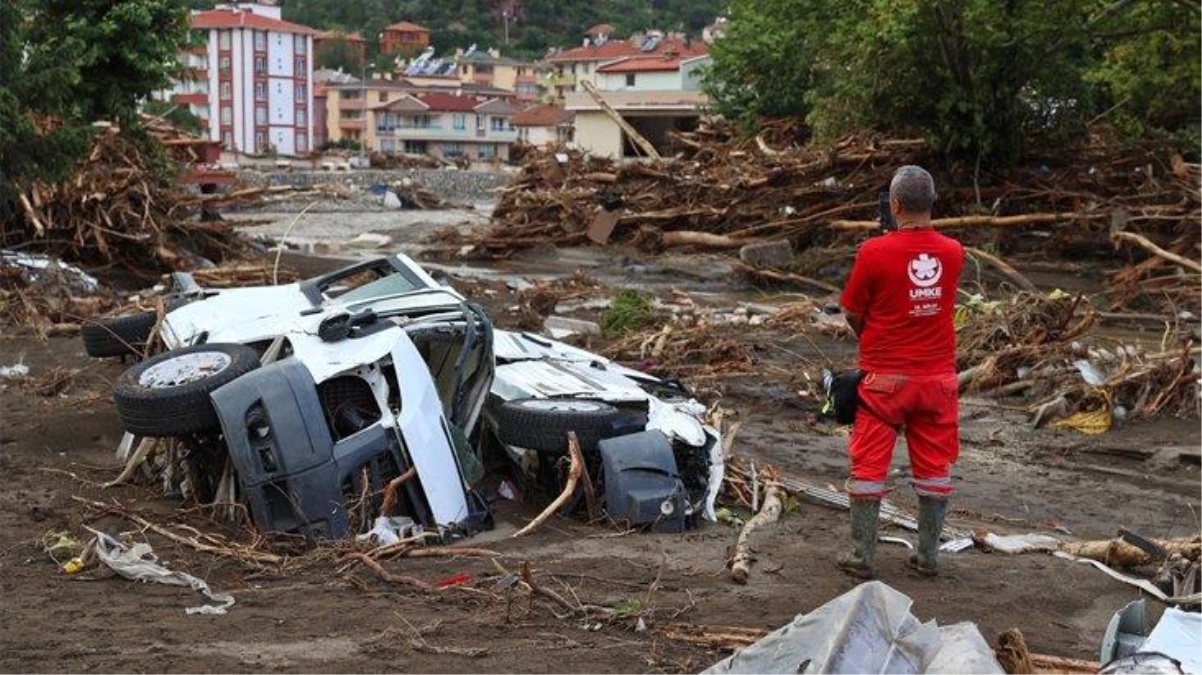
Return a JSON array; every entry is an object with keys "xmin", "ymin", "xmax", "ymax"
[
  {"xmin": 81, "ymin": 298, "xmax": 192, "ymax": 358},
  {"xmin": 113, "ymin": 343, "xmax": 260, "ymax": 437},
  {"xmin": 82, "ymin": 311, "xmax": 158, "ymax": 358},
  {"xmin": 493, "ymin": 398, "xmax": 624, "ymax": 455}
]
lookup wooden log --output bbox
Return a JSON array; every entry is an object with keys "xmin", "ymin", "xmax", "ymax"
[
  {"xmin": 831, "ymin": 212, "xmax": 1106, "ymax": 231},
  {"xmin": 736, "ymin": 263, "xmax": 841, "ymax": 294},
  {"xmin": 1059, "ymin": 535, "xmax": 1200, "ymax": 567},
  {"xmin": 660, "ymin": 230, "xmax": 749, "ymax": 250},
  {"xmin": 1111, "ymin": 230, "xmax": 1202, "ymax": 274},
  {"xmin": 730, "ymin": 481, "xmax": 783, "ymax": 584},
  {"xmin": 580, "ymin": 81, "xmax": 661, "ymax": 160},
  {"xmin": 966, "ymin": 246, "xmax": 1038, "ymax": 292},
  {"xmin": 513, "ymin": 432, "xmax": 583, "ymax": 537}
]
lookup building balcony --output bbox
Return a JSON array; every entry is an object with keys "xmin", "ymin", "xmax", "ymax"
[
  {"xmin": 549, "ymin": 73, "xmax": 576, "ymax": 87},
  {"xmin": 374, "ymin": 125, "xmax": 516, "ymax": 143},
  {"xmin": 339, "ymin": 119, "xmax": 366, "ymax": 130},
  {"xmin": 338, "ymin": 98, "xmax": 366, "ymax": 111},
  {"xmin": 172, "ymin": 93, "xmax": 208, "ymax": 105}
]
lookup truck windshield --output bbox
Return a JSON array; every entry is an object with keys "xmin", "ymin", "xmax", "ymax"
[{"xmin": 335, "ymin": 272, "xmax": 424, "ymax": 305}]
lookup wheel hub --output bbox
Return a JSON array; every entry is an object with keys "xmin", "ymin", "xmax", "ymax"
[{"xmin": 138, "ymin": 351, "xmax": 232, "ymax": 388}]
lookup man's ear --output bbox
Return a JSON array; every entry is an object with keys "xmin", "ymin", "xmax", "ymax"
[{"xmin": 891, "ymin": 197, "xmax": 903, "ymax": 218}]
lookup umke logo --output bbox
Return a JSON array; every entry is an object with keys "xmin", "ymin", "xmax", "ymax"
[{"xmin": 907, "ymin": 253, "xmax": 942, "ymax": 288}]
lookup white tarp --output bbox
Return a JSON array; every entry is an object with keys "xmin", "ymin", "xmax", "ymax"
[
  {"xmin": 703, "ymin": 581, "xmax": 1004, "ymax": 675},
  {"xmin": 93, "ymin": 531, "xmax": 234, "ymax": 615}
]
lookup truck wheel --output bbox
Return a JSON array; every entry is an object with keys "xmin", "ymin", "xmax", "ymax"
[
  {"xmin": 113, "ymin": 343, "xmax": 260, "ymax": 437},
  {"xmin": 82, "ymin": 311, "xmax": 158, "ymax": 358},
  {"xmin": 493, "ymin": 398, "xmax": 624, "ymax": 455},
  {"xmin": 81, "ymin": 298, "xmax": 192, "ymax": 358}
]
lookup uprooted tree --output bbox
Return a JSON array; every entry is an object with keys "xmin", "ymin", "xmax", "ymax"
[{"xmin": 704, "ymin": 0, "xmax": 1202, "ymax": 167}]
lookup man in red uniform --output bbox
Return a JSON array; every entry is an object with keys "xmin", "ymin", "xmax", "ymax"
[{"xmin": 838, "ymin": 165, "xmax": 965, "ymax": 579}]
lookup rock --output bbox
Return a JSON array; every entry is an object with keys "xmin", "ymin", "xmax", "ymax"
[
  {"xmin": 348, "ymin": 233, "xmax": 392, "ymax": 249},
  {"xmin": 383, "ymin": 190, "xmax": 402, "ymax": 209},
  {"xmin": 544, "ymin": 316, "xmax": 602, "ymax": 339},
  {"xmin": 739, "ymin": 240, "xmax": 794, "ymax": 269}
]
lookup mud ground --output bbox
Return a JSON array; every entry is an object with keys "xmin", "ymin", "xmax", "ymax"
[{"xmin": 0, "ymin": 242, "xmax": 1198, "ymax": 673}]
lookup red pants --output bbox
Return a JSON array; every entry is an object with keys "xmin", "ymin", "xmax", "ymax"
[{"xmin": 847, "ymin": 372, "xmax": 959, "ymax": 499}]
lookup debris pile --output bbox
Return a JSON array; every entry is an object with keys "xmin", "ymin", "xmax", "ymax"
[
  {"xmin": 476, "ymin": 122, "xmax": 1199, "ymax": 314},
  {"xmin": 957, "ymin": 290, "xmax": 1198, "ymax": 430},
  {"xmin": 0, "ymin": 125, "xmax": 256, "ymax": 275}
]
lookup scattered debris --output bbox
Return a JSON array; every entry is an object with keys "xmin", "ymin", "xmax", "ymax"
[
  {"xmin": 92, "ymin": 531, "xmax": 235, "ymax": 615},
  {"xmin": 703, "ymin": 581, "xmax": 1005, "ymax": 674}
]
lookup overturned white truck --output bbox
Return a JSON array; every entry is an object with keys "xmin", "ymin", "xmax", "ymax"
[{"xmin": 84, "ymin": 255, "xmax": 723, "ymax": 541}]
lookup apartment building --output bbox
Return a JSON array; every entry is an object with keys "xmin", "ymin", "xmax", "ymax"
[
  {"xmin": 163, "ymin": 3, "xmax": 317, "ymax": 156},
  {"xmin": 546, "ymin": 32, "xmax": 707, "ymax": 98},
  {"xmin": 371, "ymin": 92, "xmax": 518, "ymax": 163},
  {"xmin": 455, "ymin": 48, "xmax": 546, "ymax": 101}
]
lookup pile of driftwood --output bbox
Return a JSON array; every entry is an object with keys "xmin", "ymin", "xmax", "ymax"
[
  {"xmin": 0, "ymin": 124, "xmax": 251, "ymax": 275},
  {"xmin": 478, "ymin": 122, "xmax": 1199, "ymax": 314}
]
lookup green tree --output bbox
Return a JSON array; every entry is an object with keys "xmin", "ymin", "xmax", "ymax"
[
  {"xmin": 1086, "ymin": 0, "xmax": 1201, "ymax": 149},
  {"xmin": 26, "ymin": 0, "xmax": 191, "ymax": 126},
  {"xmin": 316, "ymin": 38, "xmax": 365, "ymax": 72},
  {"xmin": 0, "ymin": 0, "xmax": 93, "ymax": 223},
  {"xmin": 702, "ymin": 0, "xmax": 837, "ymax": 133}
]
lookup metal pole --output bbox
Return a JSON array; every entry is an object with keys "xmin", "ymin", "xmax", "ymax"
[{"xmin": 360, "ymin": 59, "xmax": 367, "ymax": 163}]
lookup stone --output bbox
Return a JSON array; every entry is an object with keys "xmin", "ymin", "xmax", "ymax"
[
  {"xmin": 739, "ymin": 240, "xmax": 794, "ymax": 269},
  {"xmin": 544, "ymin": 316, "xmax": 602, "ymax": 339},
  {"xmin": 348, "ymin": 232, "xmax": 392, "ymax": 248}
]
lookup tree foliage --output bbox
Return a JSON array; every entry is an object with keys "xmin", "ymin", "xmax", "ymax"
[
  {"xmin": 1, "ymin": 0, "xmax": 190, "ymax": 222},
  {"xmin": 705, "ymin": 0, "xmax": 1202, "ymax": 165},
  {"xmin": 187, "ymin": 0, "xmax": 725, "ymax": 61}
]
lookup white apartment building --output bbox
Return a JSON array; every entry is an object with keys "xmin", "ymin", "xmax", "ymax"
[{"xmin": 165, "ymin": 2, "xmax": 316, "ymax": 156}]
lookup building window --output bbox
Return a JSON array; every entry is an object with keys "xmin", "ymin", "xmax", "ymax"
[
  {"xmin": 296, "ymin": 131, "xmax": 308, "ymax": 153},
  {"xmin": 444, "ymin": 142, "xmax": 464, "ymax": 158},
  {"xmin": 294, "ymin": 56, "xmax": 305, "ymax": 74},
  {"xmin": 583, "ymin": 63, "xmax": 591, "ymax": 73},
  {"xmin": 254, "ymin": 82, "xmax": 266, "ymax": 101},
  {"xmin": 254, "ymin": 30, "xmax": 267, "ymax": 51},
  {"xmin": 221, "ymin": 130, "xmax": 233, "ymax": 149},
  {"xmin": 453, "ymin": 114, "xmax": 466, "ymax": 130},
  {"xmin": 490, "ymin": 116, "xmax": 507, "ymax": 132},
  {"xmin": 294, "ymin": 35, "xmax": 307, "ymax": 54},
  {"xmin": 296, "ymin": 107, "xmax": 307, "ymax": 126},
  {"xmin": 295, "ymin": 84, "xmax": 307, "ymax": 103},
  {"xmin": 625, "ymin": 73, "xmax": 636, "ymax": 87},
  {"xmin": 379, "ymin": 91, "xmax": 389, "ymax": 103},
  {"xmin": 218, "ymin": 30, "xmax": 231, "ymax": 50},
  {"xmin": 220, "ymin": 81, "xmax": 232, "ymax": 100},
  {"xmin": 219, "ymin": 55, "xmax": 231, "ymax": 72},
  {"xmin": 478, "ymin": 143, "xmax": 495, "ymax": 159},
  {"xmin": 255, "ymin": 106, "xmax": 267, "ymax": 125},
  {"xmin": 255, "ymin": 56, "xmax": 266, "ymax": 74},
  {"xmin": 220, "ymin": 106, "xmax": 232, "ymax": 125},
  {"xmin": 255, "ymin": 131, "xmax": 266, "ymax": 152}
]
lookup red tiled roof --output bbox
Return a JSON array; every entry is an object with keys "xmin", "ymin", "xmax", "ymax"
[
  {"xmin": 549, "ymin": 35, "xmax": 706, "ymax": 63},
  {"xmin": 598, "ymin": 55, "xmax": 692, "ymax": 73},
  {"xmin": 191, "ymin": 9, "xmax": 317, "ymax": 35},
  {"xmin": 384, "ymin": 21, "xmax": 428, "ymax": 33},
  {"xmin": 416, "ymin": 92, "xmax": 481, "ymax": 112},
  {"xmin": 514, "ymin": 104, "xmax": 572, "ymax": 127}
]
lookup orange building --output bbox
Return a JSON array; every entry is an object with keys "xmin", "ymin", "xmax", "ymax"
[{"xmin": 380, "ymin": 21, "xmax": 430, "ymax": 57}]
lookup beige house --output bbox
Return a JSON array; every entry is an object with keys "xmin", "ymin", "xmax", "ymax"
[
  {"xmin": 514, "ymin": 104, "xmax": 574, "ymax": 147},
  {"xmin": 370, "ymin": 92, "xmax": 519, "ymax": 163},
  {"xmin": 455, "ymin": 48, "xmax": 545, "ymax": 100},
  {"xmin": 566, "ymin": 90, "xmax": 708, "ymax": 159}
]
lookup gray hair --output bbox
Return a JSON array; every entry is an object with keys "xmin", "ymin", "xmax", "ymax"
[{"xmin": 889, "ymin": 165, "xmax": 937, "ymax": 214}]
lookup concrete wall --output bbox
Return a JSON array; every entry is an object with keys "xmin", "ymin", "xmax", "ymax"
[
  {"xmin": 572, "ymin": 110, "xmax": 623, "ymax": 158},
  {"xmin": 237, "ymin": 168, "xmax": 512, "ymax": 203},
  {"xmin": 596, "ymin": 70, "xmax": 680, "ymax": 91}
]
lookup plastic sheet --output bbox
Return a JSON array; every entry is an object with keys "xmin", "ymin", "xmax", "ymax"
[
  {"xmin": 703, "ymin": 581, "xmax": 1004, "ymax": 674},
  {"xmin": 93, "ymin": 532, "xmax": 234, "ymax": 615}
]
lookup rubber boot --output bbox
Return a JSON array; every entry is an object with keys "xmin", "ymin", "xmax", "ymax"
[
  {"xmin": 836, "ymin": 498, "xmax": 880, "ymax": 579},
  {"xmin": 907, "ymin": 495, "xmax": 947, "ymax": 577}
]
